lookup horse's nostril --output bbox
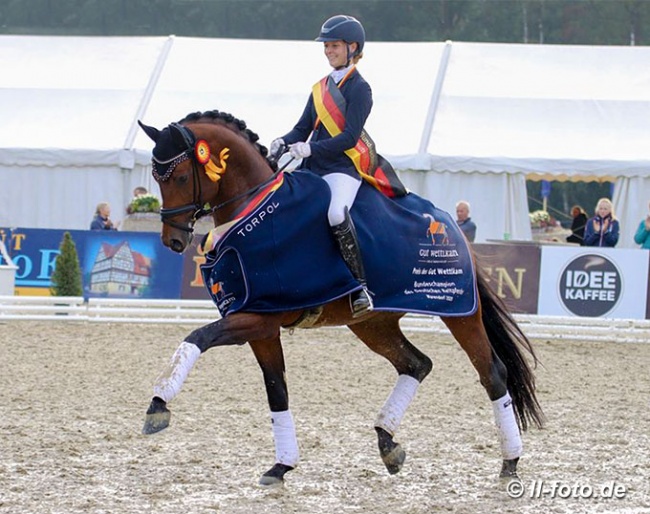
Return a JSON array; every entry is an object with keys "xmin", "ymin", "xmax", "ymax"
[{"xmin": 170, "ymin": 239, "xmax": 185, "ymax": 253}]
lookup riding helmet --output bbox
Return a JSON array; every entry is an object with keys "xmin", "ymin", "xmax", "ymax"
[{"xmin": 316, "ymin": 15, "xmax": 365, "ymax": 55}]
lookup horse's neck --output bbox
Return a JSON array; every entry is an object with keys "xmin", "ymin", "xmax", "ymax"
[{"xmin": 212, "ymin": 156, "xmax": 273, "ymax": 226}]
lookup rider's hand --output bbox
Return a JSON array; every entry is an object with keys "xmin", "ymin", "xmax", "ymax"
[
  {"xmin": 269, "ymin": 138, "xmax": 285, "ymax": 159},
  {"xmin": 289, "ymin": 142, "xmax": 311, "ymax": 159}
]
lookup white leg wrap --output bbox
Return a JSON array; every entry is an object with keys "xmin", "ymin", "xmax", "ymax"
[
  {"xmin": 374, "ymin": 374, "xmax": 420, "ymax": 436},
  {"xmin": 492, "ymin": 392, "xmax": 523, "ymax": 460},
  {"xmin": 271, "ymin": 410, "xmax": 299, "ymax": 467},
  {"xmin": 153, "ymin": 341, "xmax": 201, "ymax": 403}
]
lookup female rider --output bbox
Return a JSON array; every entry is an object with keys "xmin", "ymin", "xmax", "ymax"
[{"xmin": 270, "ymin": 14, "xmax": 373, "ymax": 317}]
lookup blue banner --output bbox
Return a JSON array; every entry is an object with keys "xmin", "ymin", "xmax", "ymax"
[{"xmin": 0, "ymin": 228, "xmax": 183, "ymax": 299}]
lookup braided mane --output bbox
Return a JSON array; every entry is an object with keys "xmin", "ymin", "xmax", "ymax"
[{"xmin": 178, "ymin": 110, "xmax": 278, "ymax": 171}]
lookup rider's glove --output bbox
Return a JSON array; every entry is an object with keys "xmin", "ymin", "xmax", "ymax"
[
  {"xmin": 289, "ymin": 142, "xmax": 312, "ymax": 159},
  {"xmin": 269, "ymin": 138, "xmax": 285, "ymax": 160}
]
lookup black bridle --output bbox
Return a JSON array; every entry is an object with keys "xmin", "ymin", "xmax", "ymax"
[
  {"xmin": 155, "ymin": 124, "xmax": 205, "ymax": 233},
  {"xmin": 157, "ymin": 123, "xmax": 293, "ymax": 234}
]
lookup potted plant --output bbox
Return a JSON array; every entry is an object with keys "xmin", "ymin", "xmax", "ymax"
[
  {"xmin": 529, "ymin": 210, "xmax": 554, "ymax": 230},
  {"xmin": 122, "ymin": 194, "xmax": 162, "ymax": 232},
  {"xmin": 127, "ymin": 194, "xmax": 161, "ymax": 214}
]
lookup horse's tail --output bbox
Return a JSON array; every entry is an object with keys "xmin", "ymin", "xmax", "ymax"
[{"xmin": 476, "ymin": 266, "xmax": 546, "ymax": 431}]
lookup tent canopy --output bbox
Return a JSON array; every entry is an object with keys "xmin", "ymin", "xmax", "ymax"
[{"xmin": 1, "ymin": 35, "xmax": 649, "ymax": 246}]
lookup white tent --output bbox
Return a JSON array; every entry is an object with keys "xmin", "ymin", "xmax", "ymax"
[
  {"xmin": 1, "ymin": 35, "xmax": 649, "ymax": 246},
  {"xmin": 392, "ymin": 41, "xmax": 650, "ymax": 248}
]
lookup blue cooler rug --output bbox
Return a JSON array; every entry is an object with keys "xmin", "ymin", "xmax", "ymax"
[{"xmin": 200, "ymin": 170, "xmax": 477, "ymax": 318}]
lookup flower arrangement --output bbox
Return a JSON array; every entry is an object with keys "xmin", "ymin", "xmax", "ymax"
[
  {"xmin": 529, "ymin": 209, "xmax": 556, "ymax": 229},
  {"xmin": 128, "ymin": 193, "xmax": 160, "ymax": 213}
]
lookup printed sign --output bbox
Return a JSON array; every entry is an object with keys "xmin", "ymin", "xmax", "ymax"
[
  {"xmin": 0, "ymin": 227, "xmax": 183, "ymax": 299},
  {"xmin": 538, "ymin": 247, "xmax": 648, "ymax": 318},
  {"xmin": 472, "ymin": 243, "xmax": 541, "ymax": 314}
]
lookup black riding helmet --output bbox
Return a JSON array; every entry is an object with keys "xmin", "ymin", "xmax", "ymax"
[{"xmin": 315, "ymin": 15, "xmax": 365, "ymax": 59}]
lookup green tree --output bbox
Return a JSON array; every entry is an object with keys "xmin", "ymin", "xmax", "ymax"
[
  {"xmin": 1, "ymin": 0, "xmax": 648, "ymax": 45},
  {"xmin": 50, "ymin": 231, "xmax": 83, "ymax": 297}
]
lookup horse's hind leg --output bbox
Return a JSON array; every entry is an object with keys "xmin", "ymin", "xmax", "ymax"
[
  {"xmin": 348, "ymin": 314, "xmax": 433, "ymax": 475},
  {"xmin": 442, "ymin": 313, "xmax": 523, "ymax": 479}
]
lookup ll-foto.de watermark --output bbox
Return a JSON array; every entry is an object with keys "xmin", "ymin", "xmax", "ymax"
[{"xmin": 507, "ymin": 479, "xmax": 627, "ymax": 500}]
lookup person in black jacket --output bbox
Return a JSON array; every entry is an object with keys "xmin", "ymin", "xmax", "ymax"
[{"xmin": 566, "ymin": 205, "xmax": 587, "ymax": 245}]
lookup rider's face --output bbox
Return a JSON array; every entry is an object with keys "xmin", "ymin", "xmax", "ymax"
[{"xmin": 324, "ymin": 40, "xmax": 355, "ymax": 69}]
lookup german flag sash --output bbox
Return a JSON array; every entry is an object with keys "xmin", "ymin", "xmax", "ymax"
[{"xmin": 312, "ymin": 70, "xmax": 407, "ymax": 198}]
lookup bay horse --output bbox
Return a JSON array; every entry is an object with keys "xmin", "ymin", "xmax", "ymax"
[{"xmin": 138, "ymin": 110, "xmax": 544, "ymax": 486}]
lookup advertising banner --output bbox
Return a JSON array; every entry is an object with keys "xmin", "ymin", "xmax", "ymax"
[
  {"xmin": 180, "ymin": 237, "xmax": 212, "ymax": 301},
  {"xmin": 0, "ymin": 228, "xmax": 183, "ymax": 299},
  {"xmin": 472, "ymin": 243, "xmax": 541, "ymax": 314},
  {"xmin": 538, "ymin": 246, "xmax": 649, "ymax": 319}
]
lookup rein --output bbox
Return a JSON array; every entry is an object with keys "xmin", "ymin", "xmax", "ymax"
[{"xmin": 204, "ymin": 156, "xmax": 294, "ymax": 217}]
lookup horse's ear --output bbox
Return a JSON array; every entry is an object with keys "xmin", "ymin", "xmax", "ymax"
[
  {"xmin": 138, "ymin": 120, "xmax": 160, "ymax": 142},
  {"xmin": 169, "ymin": 122, "xmax": 195, "ymax": 149}
]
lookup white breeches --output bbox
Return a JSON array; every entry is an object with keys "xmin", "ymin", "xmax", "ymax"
[{"xmin": 323, "ymin": 173, "xmax": 362, "ymax": 226}]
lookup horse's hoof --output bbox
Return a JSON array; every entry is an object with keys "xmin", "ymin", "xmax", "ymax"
[
  {"xmin": 376, "ymin": 427, "xmax": 406, "ymax": 475},
  {"xmin": 142, "ymin": 397, "xmax": 171, "ymax": 435},
  {"xmin": 259, "ymin": 463, "xmax": 294, "ymax": 486},
  {"xmin": 499, "ymin": 458, "xmax": 520, "ymax": 479},
  {"xmin": 381, "ymin": 444, "xmax": 406, "ymax": 475}
]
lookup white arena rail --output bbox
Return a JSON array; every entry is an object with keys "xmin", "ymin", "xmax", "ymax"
[
  {"xmin": 397, "ymin": 313, "xmax": 650, "ymax": 344},
  {"xmin": 87, "ymin": 297, "xmax": 219, "ymax": 324},
  {"xmin": 0, "ymin": 295, "xmax": 648, "ymax": 344},
  {"xmin": 0, "ymin": 295, "xmax": 219, "ymax": 324},
  {"xmin": 0, "ymin": 295, "xmax": 87, "ymax": 321}
]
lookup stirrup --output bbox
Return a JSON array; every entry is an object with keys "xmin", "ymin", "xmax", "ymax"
[{"xmin": 351, "ymin": 288, "xmax": 373, "ymax": 318}]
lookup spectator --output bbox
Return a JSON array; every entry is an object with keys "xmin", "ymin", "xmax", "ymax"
[
  {"xmin": 633, "ymin": 200, "xmax": 650, "ymax": 249},
  {"xmin": 455, "ymin": 200, "xmax": 477, "ymax": 242},
  {"xmin": 90, "ymin": 202, "xmax": 118, "ymax": 231},
  {"xmin": 566, "ymin": 205, "xmax": 587, "ymax": 245},
  {"xmin": 583, "ymin": 198, "xmax": 619, "ymax": 247},
  {"xmin": 126, "ymin": 186, "xmax": 149, "ymax": 214}
]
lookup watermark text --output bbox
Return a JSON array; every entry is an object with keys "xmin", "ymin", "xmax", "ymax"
[{"xmin": 507, "ymin": 480, "xmax": 627, "ymax": 500}]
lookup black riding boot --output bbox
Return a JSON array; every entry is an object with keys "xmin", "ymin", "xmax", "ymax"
[{"xmin": 331, "ymin": 211, "xmax": 373, "ymax": 317}]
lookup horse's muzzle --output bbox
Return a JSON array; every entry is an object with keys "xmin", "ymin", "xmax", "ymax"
[{"xmin": 169, "ymin": 239, "xmax": 186, "ymax": 254}]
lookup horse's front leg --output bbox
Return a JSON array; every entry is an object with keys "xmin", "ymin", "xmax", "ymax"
[
  {"xmin": 142, "ymin": 312, "xmax": 287, "ymax": 435},
  {"xmin": 248, "ymin": 336, "xmax": 299, "ymax": 486}
]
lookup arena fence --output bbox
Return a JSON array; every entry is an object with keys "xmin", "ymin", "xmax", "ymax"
[{"xmin": 0, "ymin": 295, "xmax": 647, "ymax": 344}]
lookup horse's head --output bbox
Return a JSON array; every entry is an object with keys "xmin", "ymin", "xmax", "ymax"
[{"xmin": 138, "ymin": 111, "xmax": 275, "ymax": 253}]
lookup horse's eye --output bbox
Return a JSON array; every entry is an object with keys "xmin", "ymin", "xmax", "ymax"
[{"xmin": 175, "ymin": 174, "xmax": 189, "ymax": 185}]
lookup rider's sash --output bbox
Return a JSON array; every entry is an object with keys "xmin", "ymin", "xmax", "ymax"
[{"xmin": 312, "ymin": 71, "xmax": 407, "ymax": 198}]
